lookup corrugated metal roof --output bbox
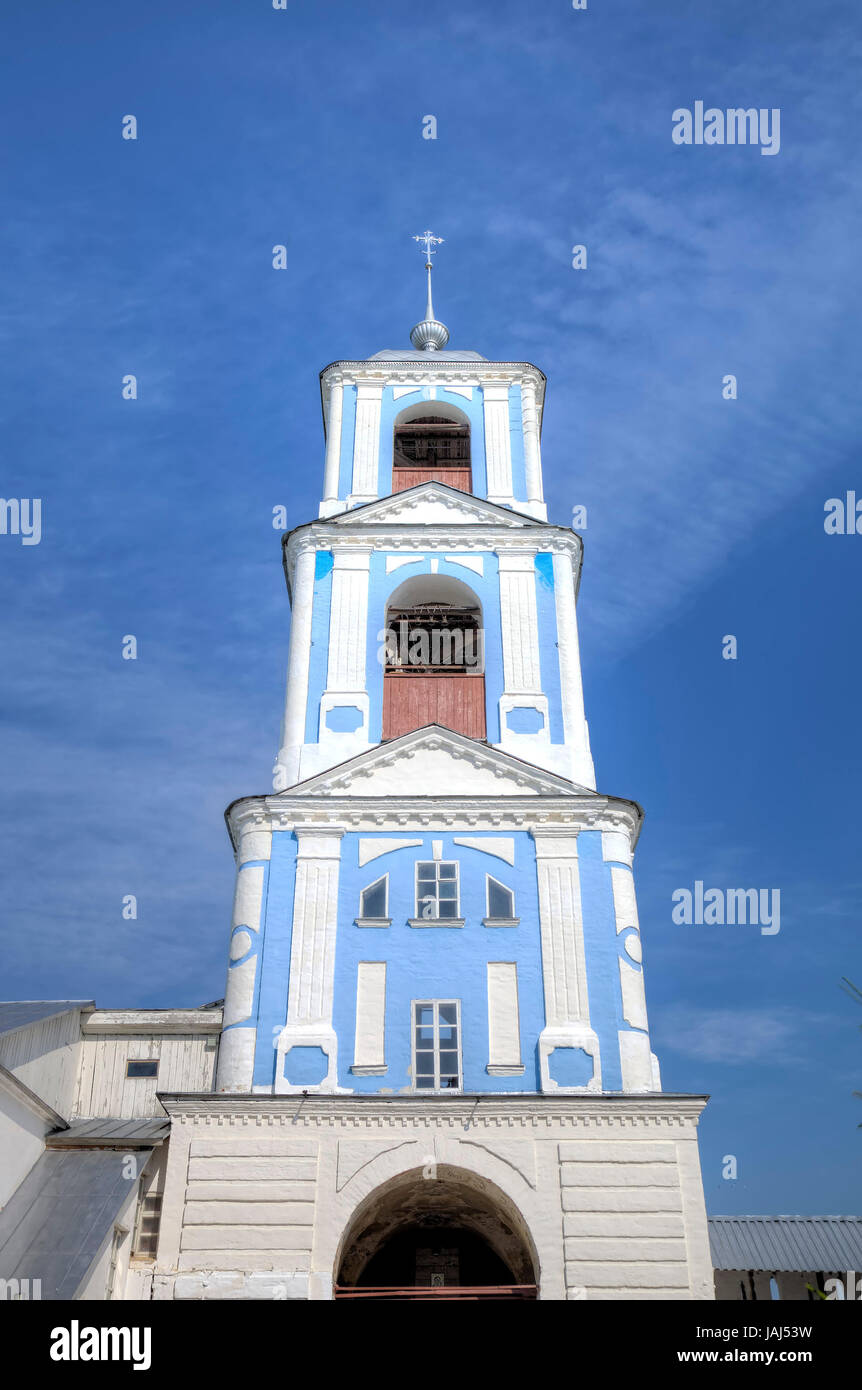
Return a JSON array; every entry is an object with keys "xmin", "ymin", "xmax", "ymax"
[
  {"xmin": 0, "ymin": 1001, "xmax": 92, "ymax": 1036},
  {"xmin": 0, "ymin": 1148, "xmax": 151, "ymax": 1298},
  {"xmin": 709, "ymin": 1217, "xmax": 862, "ymax": 1272},
  {"xmin": 46, "ymin": 1117, "xmax": 169, "ymax": 1147}
]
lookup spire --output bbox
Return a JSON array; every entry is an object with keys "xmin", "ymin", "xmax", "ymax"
[{"xmin": 410, "ymin": 230, "xmax": 450, "ymax": 351}]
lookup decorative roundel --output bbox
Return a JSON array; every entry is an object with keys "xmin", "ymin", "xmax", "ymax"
[
  {"xmin": 623, "ymin": 932, "xmax": 643, "ymax": 964},
  {"xmin": 229, "ymin": 929, "xmax": 253, "ymax": 961}
]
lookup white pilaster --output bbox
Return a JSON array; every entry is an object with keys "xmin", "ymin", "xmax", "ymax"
[
  {"xmin": 531, "ymin": 827, "xmax": 601, "ymax": 1092},
  {"xmin": 552, "ymin": 550, "xmax": 596, "ymax": 789},
  {"xmin": 351, "ymin": 963, "xmax": 387, "ymax": 1075},
  {"xmin": 497, "ymin": 551, "xmax": 551, "ymax": 755},
  {"xmin": 482, "ymin": 384, "xmax": 515, "ymax": 506},
  {"xmin": 317, "ymin": 548, "xmax": 371, "ymax": 757},
  {"xmin": 520, "ymin": 378, "xmax": 547, "ymax": 520},
  {"xmin": 349, "ymin": 382, "xmax": 383, "ymax": 506},
  {"xmin": 320, "ymin": 377, "xmax": 346, "ymax": 518},
  {"xmin": 275, "ymin": 827, "xmax": 348, "ymax": 1094},
  {"xmin": 276, "ymin": 544, "xmax": 318, "ymax": 789}
]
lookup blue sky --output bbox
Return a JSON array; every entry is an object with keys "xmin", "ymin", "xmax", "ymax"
[{"xmin": 1, "ymin": 0, "xmax": 860, "ymax": 1213}]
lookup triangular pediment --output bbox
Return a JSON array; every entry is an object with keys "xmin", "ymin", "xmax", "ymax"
[
  {"xmin": 285, "ymin": 725, "xmax": 593, "ymax": 799},
  {"xmin": 331, "ymin": 483, "xmax": 541, "ymax": 529}
]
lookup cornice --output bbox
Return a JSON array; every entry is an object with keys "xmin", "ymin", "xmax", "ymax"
[
  {"xmin": 83, "ymin": 1010, "xmax": 223, "ymax": 1036},
  {"xmin": 226, "ymin": 791, "xmax": 643, "ymax": 852},
  {"xmin": 158, "ymin": 1092, "xmax": 708, "ymax": 1129},
  {"xmin": 283, "ymin": 519, "xmax": 583, "ymax": 589}
]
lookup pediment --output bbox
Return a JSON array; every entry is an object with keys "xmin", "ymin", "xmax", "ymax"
[
  {"xmin": 287, "ymin": 725, "xmax": 590, "ymax": 798},
  {"xmin": 332, "ymin": 484, "xmax": 539, "ymax": 529}
]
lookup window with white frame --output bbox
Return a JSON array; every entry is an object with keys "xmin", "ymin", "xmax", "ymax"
[
  {"xmin": 484, "ymin": 875, "xmax": 518, "ymax": 925},
  {"xmin": 414, "ymin": 860, "xmax": 460, "ymax": 921},
  {"xmin": 357, "ymin": 874, "xmax": 389, "ymax": 925},
  {"xmin": 133, "ymin": 1189, "xmax": 163, "ymax": 1260},
  {"xmin": 412, "ymin": 1001, "xmax": 461, "ymax": 1090}
]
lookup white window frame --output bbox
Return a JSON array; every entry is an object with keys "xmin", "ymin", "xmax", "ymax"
[
  {"xmin": 356, "ymin": 873, "xmax": 390, "ymax": 926},
  {"xmin": 410, "ymin": 859, "xmax": 463, "ymax": 926},
  {"xmin": 483, "ymin": 874, "xmax": 519, "ymax": 927},
  {"xmin": 412, "ymin": 999, "xmax": 462, "ymax": 1093}
]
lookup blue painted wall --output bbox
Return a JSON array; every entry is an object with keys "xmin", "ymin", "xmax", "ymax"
[{"xmin": 334, "ymin": 831, "xmax": 544, "ymax": 1092}]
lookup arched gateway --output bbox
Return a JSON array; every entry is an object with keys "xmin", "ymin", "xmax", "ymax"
[{"xmin": 334, "ymin": 1166, "xmax": 538, "ymax": 1300}]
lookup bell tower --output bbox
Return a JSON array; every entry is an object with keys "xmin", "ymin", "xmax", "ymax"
[{"xmin": 158, "ymin": 239, "xmax": 713, "ymax": 1303}]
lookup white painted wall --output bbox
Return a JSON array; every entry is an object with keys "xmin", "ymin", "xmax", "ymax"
[{"xmin": 76, "ymin": 1035, "xmax": 218, "ymax": 1119}]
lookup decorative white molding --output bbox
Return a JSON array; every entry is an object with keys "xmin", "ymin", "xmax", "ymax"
[
  {"xmin": 531, "ymin": 828, "xmax": 601, "ymax": 1094},
  {"xmin": 452, "ymin": 836, "xmax": 515, "ymax": 864},
  {"xmin": 385, "ymin": 554, "xmax": 424, "ymax": 574},
  {"xmin": 321, "ymin": 378, "xmax": 344, "ymax": 508},
  {"xmin": 443, "ymin": 553, "xmax": 484, "ymax": 576},
  {"xmin": 276, "ymin": 546, "xmax": 318, "ymax": 787},
  {"xmin": 349, "ymin": 382, "xmax": 383, "ymax": 504},
  {"xmin": 487, "ymin": 963, "xmax": 523, "ymax": 1073},
  {"xmin": 275, "ymin": 827, "xmax": 348, "ymax": 1095},
  {"xmin": 352, "ymin": 963, "xmax": 387, "ymax": 1073},
  {"xmin": 497, "ymin": 551, "xmax": 543, "ymax": 695},
  {"xmin": 553, "ymin": 550, "xmax": 596, "ymax": 790},
  {"xmin": 358, "ymin": 837, "xmax": 423, "ymax": 866},
  {"xmin": 521, "ymin": 377, "xmax": 544, "ymax": 508},
  {"xmin": 482, "ymin": 383, "xmax": 514, "ymax": 504}
]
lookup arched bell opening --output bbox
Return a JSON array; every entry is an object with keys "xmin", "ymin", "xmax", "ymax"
[
  {"xmin": 382, "ymin": 574, "xmax": 486, "ymax": 740},
  {"xmin": 392, "ymin": 403, "xmax": 472, "ymax": 494},
  {"xmin": 334, "ymin": 1165, "xmax": 539, "ymax": 1300}
]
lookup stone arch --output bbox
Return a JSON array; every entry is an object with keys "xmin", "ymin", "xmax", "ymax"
[{"xmin": 333, "ymin": 1163, "xmax": 539, "ymax": 1295}]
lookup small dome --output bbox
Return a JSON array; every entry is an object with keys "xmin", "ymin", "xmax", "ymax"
[{"xmin": 410, "ymin": 316, "xmax": 450, "ymax": 352}]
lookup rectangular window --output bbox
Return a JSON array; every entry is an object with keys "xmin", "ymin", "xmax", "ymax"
[
  {"xmin": 415, "ymin": 860, "xmax": 460, "ymax": 920},
  {"xmin": 133, "ymin": 1192, "xmax": 163, "ymax": 1260},
  {"xmin": 413, "ymin": 1000, "xmax": 461, "ymax": 1091},
  {"xmin": 126, "ymin": 1059, "xmax": 158, "ymax": 1079}
]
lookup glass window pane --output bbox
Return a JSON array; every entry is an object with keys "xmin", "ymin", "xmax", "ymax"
[
  {"xmin": 488, "ymin": 879, "xmax": 514, "ymax": 918},
  {"xmin": 415, "ymin": 1076, "xmax": 435, "ymax": 1089},
  {"xmin": 415, "ymin": 1053, "xmax": 435, "ymax": 1075},
  {"xmin": 439, "ymin": 1050, "xmax": 458, "ymax": 1070},
  {"xmin": 415, "ymin": 1005, "xmax": 435, "ymax": 1028},
  {"xmin": 438, "ymin": 900, "xmax": 458, "ymax": 918},
  {"xmin": 361, "ymin": 878, "xmax": 387, "ymax": 918},
  {"xmin": 439, "ymin": 1003, "xmax": 458, "ymax": 1025},
  {"xmin": 417, "ymin": 863, "xmax": 436, "ymax": 879},
  {"xmin": 438, "ymin": 880, "xmax": 457, "ymax": 898},
  {"xmin": 438, "ymin": 863, "xmax": 457, "ymax": 879}
]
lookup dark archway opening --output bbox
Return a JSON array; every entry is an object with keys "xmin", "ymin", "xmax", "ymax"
[{"xmin": 334, "ymin": 1165, "xmax": 538, "ymax": 1301}]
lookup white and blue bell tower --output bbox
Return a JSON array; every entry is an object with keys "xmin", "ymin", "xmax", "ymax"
[{"xmin": 216, "ymin": 238, "xmax": 661, "ymax": 1104}]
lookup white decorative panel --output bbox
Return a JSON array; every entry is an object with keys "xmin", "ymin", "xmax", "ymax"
[
  {"xmin": 285, "ymin": 830, "xmax": 344, "ymax": 1028},
  {"xmin": 444, "ymin": 554, "xmax": 484, "ymax": 576},
  {"xmin": 223, "ymin": 956, "xmax": 257, "ymax": 1028},
  {"xmin": 487, "ymin": 963, "xmax": 522, "ymax": 1070},
  {"xmin": 453, "ymin": 837, "xmax": 515, "ymax": 864},
  {"xmin": 498, "ymin": 553, "xmax": 542, "ymax": 694},
  {"xmin": 351, "ymin": 383, "xmax": 383, "ymax": 498},
  {"xmin": 326, "ymin": 551, "xmax": 370, "ymax": 692},
  {"xmin": 352, "ymin": 963, "xmax": 387, "ymax": 1071},
  {"xmin": 386, "ymin": 555, "xmax": 424, "ymax": 574},
  {"xmin": 358, "ymin": 838, "xmax": 423, "ymax": 867},
  {"xmin": 483, "ymin": 385, "xmax": 514, "ymax": 500}
]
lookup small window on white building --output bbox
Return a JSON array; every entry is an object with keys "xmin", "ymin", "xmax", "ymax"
[
  {"xmin": 484, "ymin": 876, "xmax": 517, "ymax": 924},
  {"xmin": 105, "ymin": 1224, "xmax": 128, "ymax": 1300},
  {"xmin": 413, "ymin": 861, "xmax": 461, "ymax": 922},
  {"xmin": 133, "ymin": 1191, "xmax": 163, "ymax": 1260},
  {"xmin": 413, "ymin": 1001, "xmax": 461, "ymax": 1091},
  {"xmin": 126, "ymin": 1059, "xmax": 158, "ymax": 1079},
  {"xmin": 357, "ymin": 875, "xmax": 390, "ymax": 925}
]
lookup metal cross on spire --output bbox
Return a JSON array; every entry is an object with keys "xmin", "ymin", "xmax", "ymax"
[
  {"xmin": 409, "ymin": 230, "xmax": 449, "ymax": 351},
  {"xmin": 413, "ymin": 229, "xmax": 444, "ymax": 268}
]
